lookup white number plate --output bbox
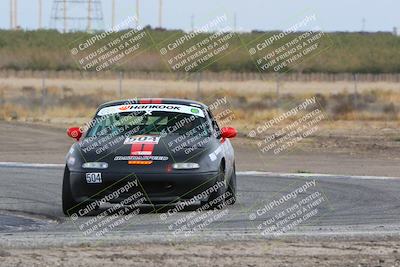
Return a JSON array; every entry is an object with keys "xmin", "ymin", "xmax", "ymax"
[{"xmin": 85, "ymin": 173, "xmax": 102, "ymax": 184}]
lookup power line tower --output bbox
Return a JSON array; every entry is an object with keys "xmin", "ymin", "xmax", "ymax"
[{"xmin": 50, "ymin": 0, "xmax": 104, "ymax": 33}]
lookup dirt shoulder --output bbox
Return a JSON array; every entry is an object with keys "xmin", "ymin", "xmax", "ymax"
[
  {"xmin": 0, "ymin": 121, "xmax": 399, "ymax": 177},
  {"xmin": 0, "ymin": 239, "xmax": 399, "ymax": 267}
]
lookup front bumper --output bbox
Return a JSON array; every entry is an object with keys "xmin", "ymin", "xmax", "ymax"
[{"xmin": 69, "ymin": 171, "xmax": 219, "ymax": 204}]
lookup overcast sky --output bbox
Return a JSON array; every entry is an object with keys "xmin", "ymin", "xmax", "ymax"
[{"xmin": 0, "ymin": 0, "xmax": 398, "ymax": 32}]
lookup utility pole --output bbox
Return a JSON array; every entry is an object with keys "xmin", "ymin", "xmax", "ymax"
[
  {"xmin": 87, "ymin": 0, "xmax": 92, "ymax": 32},
  {"xmin": 14, "ymin": 0, "xmax": 17, "ymax": 29},
  {"xmin": 276, "ymin": 73, "xmax": 281, "ymax": 105},
  {"xmin": 63, "ymin": 0, "xmax": 67, "ymax": 33},
  {"xmin": 158, "ymin": 0, "xmax": 162, "ymax": 28},
  {"xmin": 112, "ymin": 0, "xmax": 115, "ymax": 28},
  {"xmin": 38, "ymin": 0, "xmax": 42, "ymax": 29},
  {"xmin": 191, "ymin": 14, "xmax": 194, "ymax": 31},
  {"xmin": 234, "ymin": 13, "xmax": 237, "ymax": 32},
  {"xmin": 353, "ymin": 73, "xmax": 359, "ymax": 108},
  {"xmin": 10, "ymin": 0, "xmax": 13, "ymax": 29},
  {"xmin": 136, "ymin": 0, "xmax": 140, "ymax": 26}
]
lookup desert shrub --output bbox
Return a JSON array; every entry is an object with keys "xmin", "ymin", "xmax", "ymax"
[
  {"xmin": 383, "ymin": 102, "xmax": 397, "ymax": 116},
  {"xmin": 331, "ymin": 93, "xmax": 356, "ymax": 117},
  {"xmin": 1, "ymin": 30, "xmax": 400, "ymax": 73},
  {"xmin": 314, "ymin": 93, "xmax": 327, "ymax": 110}
]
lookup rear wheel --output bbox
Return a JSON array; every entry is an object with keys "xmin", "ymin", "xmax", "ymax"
[
  {"xmin": 226, "ymin": 163, "xmax": 237, "ymax": 205},
  {"xmin": 62, "ymin": 166, "xmax": 79, "ymax": 216}
]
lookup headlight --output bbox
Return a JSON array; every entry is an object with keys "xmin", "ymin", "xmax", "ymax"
[
  {"xmin": 172, "ymin": 163, "xmax": 200, "ymax": 169},
  {"xmin": 67, "ymin": 156, "xmax": 76, "ymax": 165},
  {"xmin": 82, "ymin": 162, "xmax": 108, "ymax": 169}
]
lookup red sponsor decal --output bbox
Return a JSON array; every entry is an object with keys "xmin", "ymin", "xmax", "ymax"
[
  {"xmin": 119, "ymin": 105, "xmax": 132, "ymax": 111},
  {"xmin": 130, "ymin": 141, "xmax": 156, "ymax": 165},
  {"xmin": 139, "ymin": 99, "xmax": 162, "ymax": 104},
  {"xmin": 151, "ymin": 99, "xmax": 162, "ymax": 104},
  {"xmin": 130, "ymin": 143, "xmax": 143, "ymax": 155},
  {"xmin": 130, "ymin": 140, "xmax": 156, "ymax": 156}
]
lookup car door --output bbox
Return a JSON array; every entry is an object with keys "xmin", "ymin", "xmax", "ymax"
[{"xmin": 206, "ymin": 108, "xmax": 234, "ymax": 181}]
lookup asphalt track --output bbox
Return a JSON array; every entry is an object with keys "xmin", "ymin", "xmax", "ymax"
[{"xmin": 0, "ymin": 163, "xmax": 400, "ymax": 247}]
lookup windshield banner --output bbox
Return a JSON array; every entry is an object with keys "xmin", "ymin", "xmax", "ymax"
[{"xmin": 97, "ymin": 104, "xmax": 205, "ymax": 118}]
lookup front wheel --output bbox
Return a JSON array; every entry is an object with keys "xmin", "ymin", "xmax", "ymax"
[
  {"xmin": 62, "ymin": 166, "xmax": 79, "ymax": 216},
  {"xmin": 202, "ymin": 164, "xmax": 226, "ymax": 209},
  {"xmin": 226, "ymin": 163, "xmax": 237, "ymax": 205}
]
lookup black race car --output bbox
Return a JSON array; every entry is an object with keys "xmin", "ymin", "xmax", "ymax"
[{"xmin": 63, "ymin": 98, "xmax": 237, "ymax": 216}]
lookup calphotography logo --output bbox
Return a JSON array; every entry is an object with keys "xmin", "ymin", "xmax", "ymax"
[
  {"xmin": 156, "ymin": 11, "xmax": 242, "ymax": 77},
  {"xmin": 247, "ymin": 179, "xmax": 333, "ymax": 237},
  {"xmin": 242, "ymin": 12, "xmax": 333, "ymax": 74},
  {"xmin": 69, "ymin": 15, "xmax": 152, "ymax": 72},
  {"xmin": 70, "ymin": 129, "xmax": 79, "ymax": 138}
]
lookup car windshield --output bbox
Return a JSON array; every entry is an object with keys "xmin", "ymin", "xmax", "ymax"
[{"xmin": 85, "ymin": 110, "xmax": 211, "ymax": 138}]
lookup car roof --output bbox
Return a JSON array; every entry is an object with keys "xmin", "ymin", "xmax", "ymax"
[{"xmin": 98, "ymin": 98, "xmax": 208, "ymax": 109}]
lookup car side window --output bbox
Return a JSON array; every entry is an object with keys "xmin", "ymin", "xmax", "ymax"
[{"xmin": 206, "ymin": 109, "xmax": 221, "ymax": 138}]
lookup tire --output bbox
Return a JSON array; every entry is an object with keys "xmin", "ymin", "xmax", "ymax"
[
  {"xmin": 202, "ymin": 164, "xmax": 226, "ymax": 209},
  {"xmin": 226, "ymin": 163, "xmax": 237, "ymax": 205},
  {"xmin": 62, "ymin": 166, "xmax": 80, "ymax": 216}
]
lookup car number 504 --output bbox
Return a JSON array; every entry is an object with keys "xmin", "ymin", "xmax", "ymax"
[{"xmin": 86, "ymin": 173, "xmax": 102, "ymax": 184}]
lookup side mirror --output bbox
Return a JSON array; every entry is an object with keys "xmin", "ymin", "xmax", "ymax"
[
  {"xmin": 220, "ymin": 127, "xmax": 237, "ymax": 139},
  {"xmin": 67, "ymin": 127, "xmax": 83, "ymax": 141}
]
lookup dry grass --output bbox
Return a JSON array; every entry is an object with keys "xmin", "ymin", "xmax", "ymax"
[
  {"xmin": 0, "ymin": 81, "xmax": 399, "ymax": 132},
  {"xmin": 1, "ymin": 77, "xmax": 400, "ymax": 96}
]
